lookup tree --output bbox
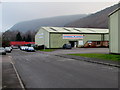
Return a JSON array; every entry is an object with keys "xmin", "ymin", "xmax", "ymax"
[
  {"xmin": 23, "ymin": 36, "xmax": 26, "ymax": 41},
  {"xmin": 2, "ymin": 39, "xmax": 10, "ymax": 47},
  {"xmin": 2, "ymin": 32, "xmax": 10, "ymax": 47},
  {"xmin": 26, "ymin": 34, "xmax": 32, "ymax": 42},
  {"xmin": 16, "ymin": 32, "xmax": 22, "ymax": 41},
  {"xmin": 3, "ymin": 30, "xmax": 17, "ymax": 41}
]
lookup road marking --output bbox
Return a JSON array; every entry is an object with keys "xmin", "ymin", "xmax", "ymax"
[
  {"xmin": 57, "ymin": 59, "xmax": 74, "ymax": 62},
  {"xmin": 10, "ymin": 60, "xmax": 25, "ymax": 90},
  {"xmin": 8, "ymin": 56, "xmax": 12, "ymax": 58},
  {"xmin": 101, "ymin": 66, "xmax": 118, "ymax": 70},
  {"xmin": 26, "ymin": 59, "xmax": 30, "ymax": 61}
]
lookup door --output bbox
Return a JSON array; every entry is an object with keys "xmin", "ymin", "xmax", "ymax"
[{"xmin": 69, "ymin": 41, "xmax": 78, "ymax": 47}]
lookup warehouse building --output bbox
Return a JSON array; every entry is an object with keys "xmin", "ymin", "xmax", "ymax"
[
  {"xmin": 109, "ymin": 7, "xmax": 120, "ymax": 54},
  {"xmin": 35, "ymin": 27, "xmax": 109, "ymax": 48}
]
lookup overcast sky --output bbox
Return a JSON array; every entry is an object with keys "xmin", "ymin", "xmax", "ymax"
[{"xmin": 0, "ymin": 1, "xmax": 119, "ymax": 32}]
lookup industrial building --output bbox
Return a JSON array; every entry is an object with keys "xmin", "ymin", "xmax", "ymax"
[
  {"xmin": 35, "ymin": 27, "xmax": 109, "ymax": 48},
  {"xmin": 109, "ymin": 7, "xmax": 120, "ymax": 54}
]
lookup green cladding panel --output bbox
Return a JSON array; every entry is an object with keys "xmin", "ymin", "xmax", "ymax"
[
  {"xmin": 50, "ymin": 33, "xmax": 83, "ymax": 48},
  {"xmin": 109, "ymin": 8, "xmax": 120, "ymax": 54},
  {"xmin": 49, "ymin": 33, "xmax": 107, "ymax": 48},
  {"xmin": 83, "ymin": 34, "xmax": 102, "ymax": 43},
  {"xmin": 50, "ymin": 34, "xmax": 68, "ymax": 48},
  {"xmin": 35, "ymin": 28, "xmax": 50, "ymax": 48}
]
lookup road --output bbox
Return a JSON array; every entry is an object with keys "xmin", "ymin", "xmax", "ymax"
[{"xmin": 11, "ymin": 49, "xmax": 118, "ymax": 88}]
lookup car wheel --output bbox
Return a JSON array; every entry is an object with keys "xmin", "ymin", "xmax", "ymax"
[{"xmin": 3, "ymin": 53, "xmax": 6, "ymax": 55}]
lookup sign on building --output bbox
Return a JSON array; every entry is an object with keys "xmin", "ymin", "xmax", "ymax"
[
  {"xmin": 63, "ymin": 34, "xmax": 83, "ymax": 39},
  {"xmin": 38, "ymin": 33, "xmax": 44, "ymax": 38},
  {"xmin": 78, "ymin": 41, "xmax": 84, "ymax": 45}
]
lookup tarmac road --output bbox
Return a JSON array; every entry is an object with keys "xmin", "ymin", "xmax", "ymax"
[{"xmin": 11, "ymin": 49, "xmax": 119, "ymax": 88}]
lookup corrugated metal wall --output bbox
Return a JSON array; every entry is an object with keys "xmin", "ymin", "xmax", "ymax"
[
  {"xmin": 109, "ymin": 9, "xmax": 119, "ymax": 53},
  {"xmin": 35, "ymin": 28, "xmax": 50, "ymax": 48},
  {"xmin": 50, "ymin": 33, "xmax": 109, "ymax": 48}
]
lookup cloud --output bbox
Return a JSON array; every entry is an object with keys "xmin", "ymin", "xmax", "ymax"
[
  {"xmin": 0, "ymin": 4, "xmax": 2, "ymax": 32},
  {"xmin": 1, "ymin": 0, "xmax": 120, "ymax": 2},
  {"xmin": 1, "ymin": 2, "xmax": 119, "ymax": 32}
]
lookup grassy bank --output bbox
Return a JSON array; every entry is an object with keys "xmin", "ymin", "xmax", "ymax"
[{"xmin": 68, "ymin": 53, "xmax": 120, "ymax": 61}]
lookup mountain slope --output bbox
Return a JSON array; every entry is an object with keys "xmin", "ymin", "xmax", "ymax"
[
  {"xmin": 10, "ymin": 14, "xmax": 86, "ymax": 32},
  {"xmin": 65, "ymin": 4, "xmax": 118, "ymax": 28}
]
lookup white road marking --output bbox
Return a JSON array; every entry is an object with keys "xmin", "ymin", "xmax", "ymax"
[
  {"xmin": 57, "ymin": 59, "xmax": 74, "ymax": 62},
  {"xmin": 101, "ymin": 66, "xmax": 118, "ymax": 70},
  {"xmin": 10, "ymin": 56, "xmax": 25, "ymax": 90},
  {"xmin": 8, "ymin": 56, "xmax": 12, "ymax": 58},
  {"xmin": 11, "ymin": 61, "xmax": 25, "ymax": 90},
  {"xmin": 26, "ymin": 59, "xmax": 30, "ymax": 62}
]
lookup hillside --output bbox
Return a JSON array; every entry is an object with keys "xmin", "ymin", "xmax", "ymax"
[
  {"xmin": 10, "ymin": 14, "xmax": 86, "ymax": 33},
  {"xmin": 65, "ymin": 4, "xmax": 118, "ymax": 28},
  {"xmin": 4, "ymin": 3, "xmax": 118, "ymax": 42}
]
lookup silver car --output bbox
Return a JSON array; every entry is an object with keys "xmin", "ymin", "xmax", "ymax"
[
  {"xmin": 5, "ymin": 47, "xmax": 12, "ymax": 53},
  {"xmin": 26, "ymin": 47, "xmax": 35, "ymax": 52},
  {"xmin": 0, "ymin": 47, "xmax": 6, "ymax": 55},
  {"xmin": 20, "ymin": 46, "xmax": 29, "ymax": 51}
]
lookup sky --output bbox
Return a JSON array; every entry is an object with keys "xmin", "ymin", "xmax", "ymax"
[{"xmin": 0, "ymin": 0, "xmax": 119, "ymax": 32}]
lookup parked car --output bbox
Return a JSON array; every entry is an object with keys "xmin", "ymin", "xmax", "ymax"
[
  {"xmin": 9, "ymin": 47, "xmax": 12, "ymax": 51},
  {"xmin": 20, "ymin": 46, "xmax": 25, "ymax": 50},
  {"xmin": 12, "ymin": 46, "xmax": 18, "ymax": 49},
  {"xmin": 63, "ymin": 44, "xmax": 72, "ymax": 49},
  {"xmin": 26, "ymin": 47, "xmax": 35, "ymax": 52},
  {"xmin": 0, "ymin": 47, "xmax": 6, "ymax": 55},
  {"xmin": 20, "ymin": 46, "xmax": 29, "ymax": 51},
  {"xmin": 5, "ymin": 47, "xmax": 12, "ymax": 53}
]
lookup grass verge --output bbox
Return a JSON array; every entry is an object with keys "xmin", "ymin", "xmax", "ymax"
[
  {"xmin": 39, "ymin": 49, "xmax": 56, "ymax": 52},
  {"xmin": 68, "ymin": 53, "xmax": 120, "ymax": 61}
]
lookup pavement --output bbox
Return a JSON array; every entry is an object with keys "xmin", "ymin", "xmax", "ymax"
[
  {"xmin": 11, "ymin": 49, "xmax": 119, "ymax": 88},
  {"xmin": 2, "ymin": 53, "xmax": 23, "ymax": 89}
]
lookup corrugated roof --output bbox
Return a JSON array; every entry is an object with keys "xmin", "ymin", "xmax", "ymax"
[{"xmin": 41, "ymin": 27, "xmax": 109, "ymax": 34}]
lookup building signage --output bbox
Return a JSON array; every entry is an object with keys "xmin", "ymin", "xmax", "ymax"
[
  {"xmin": 38, "ymin": 33, "xmax": 44, "ymax": 35},
  {"xmin": 78, "ymin": 41, "xmax": 84, "ymax": 45},
  {"xmin": 63, "ymin": 34, "xmax": 83, "ymax": 39},
  {"xmin": 38, "ymin": 33, "xmax": 44, "ymax": 38},
  {"xmin": 38, "ymin": 36, "xmax": 43, "ymax": 38}
]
